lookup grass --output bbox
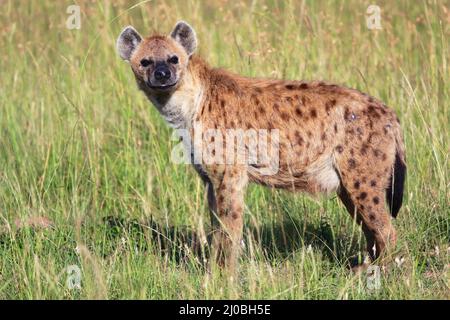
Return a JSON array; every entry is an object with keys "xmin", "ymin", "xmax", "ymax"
[{"xmin": 0, "ymin": 0, "xmax": 448, "ymax": 299}]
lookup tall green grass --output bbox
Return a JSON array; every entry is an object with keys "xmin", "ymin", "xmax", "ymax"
[{"xmin": 0, "ymin": 0, "xmax": 448, "ymax": 299}]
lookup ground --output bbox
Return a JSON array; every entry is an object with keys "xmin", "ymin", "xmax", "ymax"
[{"xmin": 0, "ymin": 0, "xmax": 448, "ymax": 299}]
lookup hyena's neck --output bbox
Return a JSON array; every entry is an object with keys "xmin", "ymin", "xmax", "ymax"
[{"xmin": 143, "ymin": 57, "xmax": 209, "ymax": 130}]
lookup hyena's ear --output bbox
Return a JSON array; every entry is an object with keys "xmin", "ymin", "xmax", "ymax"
[
  {"xmin": 170, "ymin": 21, "xmax": 197, "ymax": 56},
  {"xmin": 116, "ymin": 26, "xmax": 142, "ymax": 61}
]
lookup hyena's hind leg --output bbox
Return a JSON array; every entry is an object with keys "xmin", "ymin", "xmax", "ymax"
[
  {"xmin": 336, "ymin": 165, "xmax": 398, "ymax": 264},
  {"xmin": 337, "ymin": 182, "xmax": 396, "ymax": 264}
]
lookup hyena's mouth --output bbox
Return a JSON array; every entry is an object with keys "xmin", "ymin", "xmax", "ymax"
[{"xmin": 147, "ymin": 81, "xmax": 178, "ymax": 91}]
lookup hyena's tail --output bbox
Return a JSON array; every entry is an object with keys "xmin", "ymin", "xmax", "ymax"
[{"xmin": 386, "ymin": 124, "xmax": 406, "ymax": 218}]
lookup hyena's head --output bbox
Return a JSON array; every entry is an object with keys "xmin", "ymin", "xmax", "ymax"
[{"xmin": 116, "ymin": 21, "xmax": 197, "ymax": 93}]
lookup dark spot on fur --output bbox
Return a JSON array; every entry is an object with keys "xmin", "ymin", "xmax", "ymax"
[
  {"xmin": 334, "ymin": 123, "xmax": 338, "ymax": 133},
  {"xmin": 252, "ymin": 94, "xmax": 260, "ymax": 105},
  {"xmin": 286, "ymin": 84, "xmax": 295, "ymax": 90},
  {"xmin": 370, "ymin": 180, "xmax": 377, "ymax": 187},
  {"xmin": 369, "ymin": 214, "xmax": 376, "ymax": 221},
  {"xmin": 299, "ymin": 83, "xmax": 309, "ymax": 89},
  {"xmin": 373, "ymin": 149, "xmax": 382, "ymax": 158},
  {"xmin": 359, "ymin": 192, "xmax": 367, "ymax": 200},
  {"xmin": 357, "ymin": 127, "xmax": 364, "ymax": 135},
  {"xmin": 281, "ymin": 112, "xmax": 290, "ymax": 121},
  {"xmin": 325, "ymin": 99, "xmax": 336, "ymax": 113},
  {"xmin": 360, "ymin": 143, "xmax": 369, "ymax": 155},
  {"xmin": 295, "ymin": 107, "xmax": 303, "ymax": 117},
  {"xmin": 368, "ymin": 104, "xmax": 381, "ymax": 119},
  {"xmin": 259, "ymin": 106, "xmax": 266, "ymax": 114},
  {"xmin": 336, "ymin": 145, "xmax": 344, "ymax": 153},
  {"xmin": 348, "ymin": 158, "xmax": 357, "ymax": 169},
  {"xmin": 321, "ymin": 133, "xmax": 326, "ymax": 141},
  {"xmin": 295, "ymin": 131, "xmax": 304, "ymax": 146},
  {"xmin": 373, "ymin": 197, "xmax": 380, "ymax": 204},
  {"xmin": 273, "ymin": 103, "xmax": 280, "ymax": 112},
  {"xmin": 310, "ymin": 109, "xmax": 317, "ymax": 118},
  {"xmin": 354, "ymin": 181, "xmax": 360, "ymax": 189},
  {"xmin": 345, "ymin": 128, "xmax": 355, "ymax": 135}
]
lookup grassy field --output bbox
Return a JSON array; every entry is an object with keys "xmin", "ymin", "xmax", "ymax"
[{"xmin": 0, "ymin": 0, "xmax": 448, "ymax": 299}]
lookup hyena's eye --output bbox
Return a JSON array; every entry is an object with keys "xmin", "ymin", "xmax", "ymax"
[
  {"xmin": 140, "ymin": 59, "xmax": 153, "ymax": 67},
  {"xmin": 168, "ymin": 56, "xmax": 179, "ymax": 64}
]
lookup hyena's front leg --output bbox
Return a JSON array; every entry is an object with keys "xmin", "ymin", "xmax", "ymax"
[{"xmin": 209, "ymin": 167, "xmax": 248, "ymax": 272}]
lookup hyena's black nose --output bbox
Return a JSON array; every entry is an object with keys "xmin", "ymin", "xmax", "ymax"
[{"xmin": 154, "ymin": 66, "xmax": 171, "ymax": 82}]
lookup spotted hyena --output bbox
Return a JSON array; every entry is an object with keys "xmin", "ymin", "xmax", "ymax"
[{"xmin": 117, "ymin": 21, "xmax": 406, "ymax": 271}]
